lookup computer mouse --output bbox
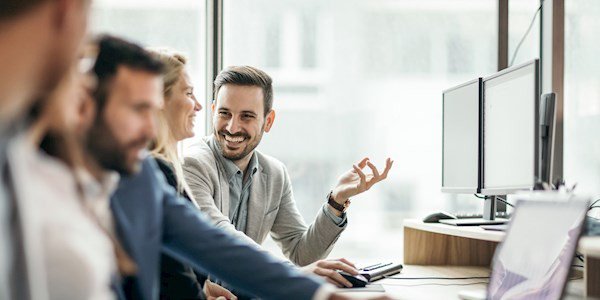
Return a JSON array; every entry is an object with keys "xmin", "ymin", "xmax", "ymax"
[
  {"xmin": 423, "ymin": 211, "xmax": 457, "ymax": 223},
  {"xmin": 337, "ymin": 271, "xmax": 368, "ymax": 288}
]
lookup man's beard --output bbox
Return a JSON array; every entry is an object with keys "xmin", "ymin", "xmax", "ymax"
[
  {"xmin": 86, "ymin": 116, "xmax": 148, "ymax": 175},
  {"xmin": 40, "ymin": 129, "xmax": 82, "ymax": 168},
  {"xmin": 215, "ymin": 128, "xmax": 263, "ymax": 162}
]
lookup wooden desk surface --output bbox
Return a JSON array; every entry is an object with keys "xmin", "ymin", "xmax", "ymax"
[
  {"xmin": 337, "ymin": 265, "xmax": 585, "ymax": 299},
  {"xmin": 404, "ymin": 219, "xmax": 600, "ymax": 257},
  {"xmin": 579, "ymin": 236, "xmax": 600, "ymax": 257},
  {"xmin": 403, "ymin": 219, "xmax": 505, "ymax": 242},
  {"xmin": 337, "ymin": 265, "xmax": 490, "ymax": 299}
]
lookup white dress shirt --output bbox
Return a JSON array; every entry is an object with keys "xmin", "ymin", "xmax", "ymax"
[
  {"xmin": 10, "ymin": 134, "xmax": 117, "ymax": 300},
  {"xmin": 0, "ymin": 130, "xmax": 14, "ymax": 300}
]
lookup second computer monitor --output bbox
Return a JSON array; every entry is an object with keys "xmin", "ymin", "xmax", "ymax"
[{"xmin": 481, "ymin": 59, "xmax": 539, "ymax": 195}]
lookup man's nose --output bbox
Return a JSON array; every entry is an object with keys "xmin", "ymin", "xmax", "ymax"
[{"xmin": 225, "ymin": 117, "xmax": 240, "ymax": 134}]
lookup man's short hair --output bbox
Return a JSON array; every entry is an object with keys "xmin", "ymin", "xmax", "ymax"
[
  {"xmin": 213, "ymin": 66, "xmax": 273, "ymax": 116},
  {"xmin": 0, "ymin": 0, "xmax": 48, "ymax": 20},
  {"xmin": 92, "ymin": 35, "xmax": 165, "ymax": 111},
  {"xmin": 0, "ymin": 0, "xmax": 88, "ymax": 21}
]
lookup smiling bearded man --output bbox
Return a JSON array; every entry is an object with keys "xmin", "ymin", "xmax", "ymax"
[{"xmin": 183, "ymin": 65, "xmax": 394, "ymax": 289}]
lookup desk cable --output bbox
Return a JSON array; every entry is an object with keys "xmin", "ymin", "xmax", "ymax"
[
  {"xmin": 382, "ymin": 275, "xmax": 490, "ymax": 287},
  {"xmin": 509, "ymin": 0, "xmax": 546, "ymax": 67},
  {"xmin": 588, "ymin": 198, "xmax": 600, "ymax": 211},
  {"xmin": 473, "ymin": 194, "xmax": 514, "ymax": 208},
  {"xmin": 382, "ymin": 281, "xmax": 489, "ymax": 287},
  {"xmin": 383, "ymin": 275, "xmax": 489, "ymax": 280}
]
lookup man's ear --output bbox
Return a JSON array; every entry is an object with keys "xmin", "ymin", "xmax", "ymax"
[
  {"xmin": 77, "ymin": 93, "xmax": 96, "ymax": 137},
  {"xmin": 52, "ymin": 0, "xmax": 80, "ymax": 32},
  {"xmin": 51, "ymin": 0, "xmax": 68, "ymax": 30},
  {"xmin": 211, "ymin": 102, "xmax": 215, "ymax": 113},
  {"xmin": 264, "ymin": 109, "xmax": 276, "ymax": 132}
]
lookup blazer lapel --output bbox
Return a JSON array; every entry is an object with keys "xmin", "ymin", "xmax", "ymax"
[
  {"xmin": 246, "ymin": 168, "xmax": 267, "ymax": 240},
  {"xmin": 110, "ymin": 195, "xmax": 136, "ymax": 257},
  {"xmin": 217, "ymin": 163, "xmax": 230, "ymax": 216}
]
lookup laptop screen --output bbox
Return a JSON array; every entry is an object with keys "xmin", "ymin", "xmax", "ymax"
[{"xmin": 487, "ymin": 199, "xmax": 588, "ymax": 300}]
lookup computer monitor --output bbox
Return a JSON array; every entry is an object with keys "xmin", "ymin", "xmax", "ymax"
[
  {"xmin": 441, "ymin": 78, "xmax": 482, "ymax": 194},
  {"xmin": 481, "ymin": 59, "xmax": 540, "ymax": 195},
  {"xmin": 539, "ymin": 93, "xmax": 556, "ymax": 186}
]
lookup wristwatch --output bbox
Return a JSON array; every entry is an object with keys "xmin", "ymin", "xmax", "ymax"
[{"xmin": 327, "ymin": 190, "xmax": 350, "ymax": 213}]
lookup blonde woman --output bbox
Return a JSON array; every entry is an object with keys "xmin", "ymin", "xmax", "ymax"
[{"xmin": 148, "ymin": 49, "xmax": 236, "ymax": 300}]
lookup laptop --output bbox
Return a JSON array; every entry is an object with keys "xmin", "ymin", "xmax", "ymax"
[{"xmin": 459, "ymin": 198, "xmax": 589, "ymax": 300}]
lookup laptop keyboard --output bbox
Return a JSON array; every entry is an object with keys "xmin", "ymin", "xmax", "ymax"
[{"xmin": 360, "ymin": 262, "xmax": 393, "ymax": 272}]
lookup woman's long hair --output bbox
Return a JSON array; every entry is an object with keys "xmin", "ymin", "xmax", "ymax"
[{"xmin": 147, "ymin": 49, "xmax": 195, "ymax": 199}]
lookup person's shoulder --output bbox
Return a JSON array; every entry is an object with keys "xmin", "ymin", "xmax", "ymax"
[
  {"xmin": 152, "ymin": 156, "xmax": 179, "ymax": 185},
  {"xmin": 114, "ymin": 157, "xmax": 163, "ymax": 194},
  {"xmin": 154, "ymin": 157, "xmax": 173, "ymax": 171},
  {"xmin": 142, "ymin": 157, "xmax": 168, "ymax": 181},
  {"xmin": 184, "ymin": 136, "xmax": 217, "ymax": 166},
  {"xmin": 182, "ymin": 137, "xmax": 220, "ymax": 182},
  {"xmin": 255, "ymin": 150, "xmax": 287, "ymax": 176}
]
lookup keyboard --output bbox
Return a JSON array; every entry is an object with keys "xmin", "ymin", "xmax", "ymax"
[
  {"xmin": 359, "ymin": 262, "xmax": 403, "ymax": 282},
  {"xmin": 454, "ymin": 211, "xmax": 511, "ymax": 219}
]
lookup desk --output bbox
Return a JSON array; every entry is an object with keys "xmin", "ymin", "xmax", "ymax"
[
  {"xmin": 403, "ymin": 219, "xmax": 501, "ymax": 266},
  {"xmin": 399, "ymin": 219, "xmax": 598, "ymax": 298},
  {"xmin": 337, "ymin": 265, "xmax": 585, "ymax": 299},
  {"xmin": 578, "ymin": 236, "xmax": 600, "ymax": 296},
  {"xmin": 337, "ymin": 265, "xmax": 489, "ymax": 299}
]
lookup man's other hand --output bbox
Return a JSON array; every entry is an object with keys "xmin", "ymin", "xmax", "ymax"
[{"xmin": 203, "ymin": 279, "xmax": 237, "ymax": 300}]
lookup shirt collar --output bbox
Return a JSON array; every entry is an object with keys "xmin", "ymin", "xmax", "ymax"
[
  {"xmin": 76, "ymin": 168, "xmax": 120, "ymax": 202},
  {"xmin": 0, "ymin": 120, "xmax": 27, "ymax": 168},
  {"xmin": 208, "ymin": 135, "xmax": 259, "ymax": 182}
]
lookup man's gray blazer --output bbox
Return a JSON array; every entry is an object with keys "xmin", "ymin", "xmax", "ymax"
[{"xmin": 183, "ymin": 136, "xmax": 346, "ymax": 266}]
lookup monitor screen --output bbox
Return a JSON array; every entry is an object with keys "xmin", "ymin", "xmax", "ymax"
[
  {"xmin": 442, "ymin": 79, "xmax": 481, "ymax": 193},
  {"xmin": 482, "ymin": 60, "xmax": 539, "ymax": 195}
]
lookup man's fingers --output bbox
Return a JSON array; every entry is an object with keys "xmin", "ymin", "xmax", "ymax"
[
  {"xmin": 337, "ymin": 258, "xmax": 356, "ymax": 269},
  {"xmin": 353, "ymin": 165, "xmax": 367, "ymax": 188},
  {"xmin": 381, "ymin": 158, "xmax": 393, "ymax": 179},
  {"xmin": 357, "ymin": 157, "xmax": 369, "ymax": 169},
  {"xmin": 320, "ymin": 260, "xmax": 359, "ymax": 275},
  {"xmin": 330, "ymin": 271, "xmax": 353, "ymax": 288},
  {"xmin": 367, "ymin": 161, "xmax": 381, "ymax": 178},
  {"xmin": 204, "ymin": 280, "xmax": 236, "ymax": 300},
  {"xmin": 364, "ymin": 161, "xmax": 382, "ymax": 190},
  {"xmin": 325, "ymin": 277, "xmax": 344, "ymax": 288},
  {"xmin": 314, "ymin": 268, "xmax": 353, "ymax": 288},
  {"xmin": 219, "ymin": 288, "xmax": 236, "ymax": 300}
]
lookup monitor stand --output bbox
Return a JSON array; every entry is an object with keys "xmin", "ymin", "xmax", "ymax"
[{"xmin": 441, "ymin": 196, "xmax": 509, "ymax": 226}]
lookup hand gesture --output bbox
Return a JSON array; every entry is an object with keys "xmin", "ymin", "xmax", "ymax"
[{"xmin": 332, "ymin": 157, "xmax": 393, "ymax": 204}]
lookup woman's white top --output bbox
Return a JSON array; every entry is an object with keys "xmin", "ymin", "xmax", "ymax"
[{"xmin": 8, "ymin": 134, "xmax": 118, "ymax": 300}]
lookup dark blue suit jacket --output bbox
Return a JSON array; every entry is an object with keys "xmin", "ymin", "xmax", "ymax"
[{"xmin": 110, "ymin": 158, "xmax": 322, "ymax": 300}]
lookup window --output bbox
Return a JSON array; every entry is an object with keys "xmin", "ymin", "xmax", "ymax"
[
  {"xmin": 508, "ymin": 0, "xmax": 541, "ymax": 67},
  {"xmin": 224, "ymin": 0, "xmax": 497, "ymax": 260},
  {"xmin": 565, "ymin": 0, "xmax": 600, "ymax": 214},
  {"xmin": 90, "ymin": 0, "xmax": 207, "ymax": 141}
]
